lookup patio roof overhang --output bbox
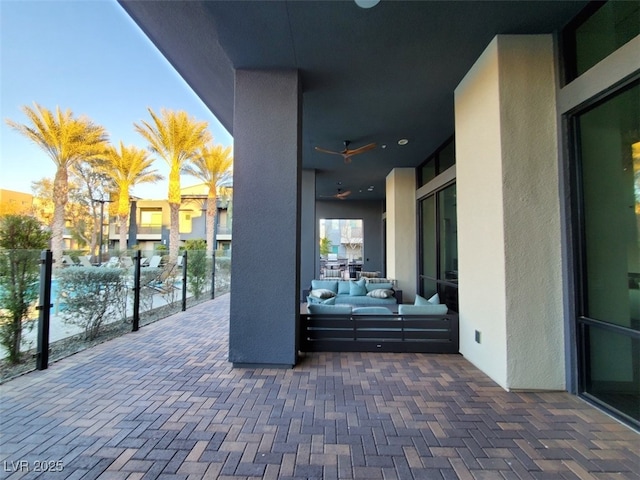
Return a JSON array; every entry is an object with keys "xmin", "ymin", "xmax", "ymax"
[{"xmin": 119, "ymin": 0, "xmax": 587, "ymax": 201}]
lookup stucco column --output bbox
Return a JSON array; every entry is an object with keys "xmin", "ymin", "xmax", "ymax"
[
  {"xmin": 386, "ymin": 168, "xmax": 417, "ymax": 302},
  {"xmin": 229, "ymin": 69, "xmax": 301, "ymax": 367},
  {"xmin": 455, "ymin": 35, "xmax": 564, "ymax": 390}
]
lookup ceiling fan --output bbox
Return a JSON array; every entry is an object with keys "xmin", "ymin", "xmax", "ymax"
[
  {"xmin": 314, "ymin": 140, "xmax": 376, "ymax": 164},
  {"xmin": 320, "ymin": 188, "xmax": 352, "ymax": 200}
]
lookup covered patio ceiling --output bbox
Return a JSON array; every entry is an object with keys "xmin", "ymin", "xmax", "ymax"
[{"xmin": 119, "ymin": 0, "xmax": 587, "ymax": 201}]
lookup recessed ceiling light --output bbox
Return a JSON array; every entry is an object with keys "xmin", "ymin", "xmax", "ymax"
[
  {"xmin": 355, "ymin": 0, "xmax": 380, "ymax": 8},
  {"xmin": 398, "ymin": 138, "xmax": 409, "ymax": 146}
]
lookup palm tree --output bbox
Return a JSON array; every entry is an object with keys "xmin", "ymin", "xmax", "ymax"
[
  {"xmin": 5, "ymin": 104, "xmax": 108, "ymax": 268},
  {"xmin": 134, "ymin": 108, "xmax": 211, "ymax": 261},
  {"xmin": 182, "ymin": 143, "xmax": 233, "ymax": 255},
  {"xmin": 101, "ymin": 142, "xmax": 164, "ymax": 250}
]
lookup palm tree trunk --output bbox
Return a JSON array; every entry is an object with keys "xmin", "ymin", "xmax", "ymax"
[
  {"xmin": 119, "ymin": 213, "xmax": 128, "ymax": 251},
  {"xmin": 51, "ymin": 167, "xmax": 68, "ymax": 269},
  {"xmin": 169, "ymin": 203, "xmax": 180, "ymax": 261},
  {"xmin": 206, "ymin": 195, "xmax": 216, "ymax": 256},
  {"xmin": 117, "ymin": 190, "xmax": 130, "ymax": 253},
  {"xmin": 168, "ymin": 166, "xmax": 181, "ymax": 262}
]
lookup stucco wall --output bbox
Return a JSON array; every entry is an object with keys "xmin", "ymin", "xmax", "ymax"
[
  {"xmin": 386, "ymin": 168, "xmax": 417, "ymax": 302},
  {"xmin": 229, "ymin": 69, "xmax": 301, "ymax": 367},
  {"xmin": 499, "ymin": 36, "xmax": 564, "ymax": 390},
  {"xmin": 455, "ymin": 39, "xmax": 508, "ymax": 387},
  {"xmin": 455, "ymin": 35, "xmax": 565, "ymax": 390}
]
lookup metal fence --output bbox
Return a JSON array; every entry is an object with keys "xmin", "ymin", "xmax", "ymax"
[{"xmin": 0, "ymin": 249, "xmax": 231, "ymax": 381}]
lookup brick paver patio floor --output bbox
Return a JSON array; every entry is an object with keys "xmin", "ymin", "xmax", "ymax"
[{"xmin": 1, "ymin": 294, "xmax": 638, "ymax": 479}]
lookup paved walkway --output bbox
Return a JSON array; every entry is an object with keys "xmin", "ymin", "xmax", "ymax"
[{"xmin": 1, "ymin": 294, "xmax": 638, "ymax": 480}]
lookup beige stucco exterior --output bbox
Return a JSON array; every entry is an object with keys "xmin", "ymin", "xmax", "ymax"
[
  {"xmin": 386, "ymin": 167, "xmax": 417, "ymax": 302},
  {"xmin": 455, "ymin": 35, "xmax": 565, "ymax": 391}
]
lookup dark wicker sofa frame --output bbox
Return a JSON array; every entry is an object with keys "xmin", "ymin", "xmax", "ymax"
[{"xmin": 299, "ymin": 311, "xmax": 459, "ymax": 354}]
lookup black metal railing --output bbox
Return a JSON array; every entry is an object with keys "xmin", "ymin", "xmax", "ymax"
[{"xmin": 0, "ymin": 248, "xmax": 231, "ymax": 380}]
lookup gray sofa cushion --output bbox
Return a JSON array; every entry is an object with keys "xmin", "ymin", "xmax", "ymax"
[
  {"xmin": 352, "ymin": 307, "xmax": 392, "ymax": 315},
  {"xmin": 308, "ymin": 304, "xmax": 352, "ymax": 315},
  {"xmin": 334, "ymin": 294, "xmax": 396, "ymax": 306},
  {"xmin": 311, "ymin": 280, "xmax": 339, "ymax": 293},
  {"xmin": 398, "ymin": 304, "xmax": 448, "ymax": 315},
  {"xmin": 306, "ymin": 279, "xmax": 399, "ymax": 306}
]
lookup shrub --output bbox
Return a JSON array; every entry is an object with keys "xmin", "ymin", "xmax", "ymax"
[
  {"xmin": 184, "ymin": 239, "xmax": 208, "ymax": 300},
  {"xmin": 214, "ymin": 253, "xmax": 231, "ymax": 295},
  {"xmin": 57, "ymin": 267, "xmax": 126, "ymax": 340},
  {"xmin": 0, "ymin": 215, "xmax": 50, "ymax": 364},
  {"xmin": 139, "ymin": 267, "xmax": 160, "ymax": 311}
]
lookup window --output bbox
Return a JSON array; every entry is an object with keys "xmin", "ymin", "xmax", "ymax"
[
  {"xmin": 418, "ymin": 136, "xmax": 455, "ymax": 187},
  {"xmin": 419, "ymin": 182, "xmax": 458, "ymax": 311},
  {"xmin": 562, "ymin": 1, "xmax": 640, "ymax": 83},
  {"xmin": 319, "ymin": 218, "xmax": 364, "ymax": 279},
  {"xmin": 139, "ymin": 209, "xmax": 162, "ymax": 234},
  {"xmin": 573, "ymin": 80, "xmax": 639, "ymax": 426}
]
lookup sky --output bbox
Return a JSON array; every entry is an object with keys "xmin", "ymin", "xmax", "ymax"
[{"xmin": 0, "ymin": 0, "xmax": 233, "ymax": 200}]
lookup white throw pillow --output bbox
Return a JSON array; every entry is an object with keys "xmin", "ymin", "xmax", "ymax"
[
  {"xmin": 367, "ymin": 288, "xmax": 394, "ymax": 299},
  {"xmin": 310, "ymin": 288, "xmax": 336, "ymax": 299}
]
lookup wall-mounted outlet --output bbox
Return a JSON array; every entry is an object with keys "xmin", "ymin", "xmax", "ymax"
[{"xmin": 475, "ymin": 330, "xmax": 481, "ymax": 344}]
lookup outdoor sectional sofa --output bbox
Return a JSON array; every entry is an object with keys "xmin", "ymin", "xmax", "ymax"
[
  {"xmin": 300, "ymin": 295, "xmax": 458, "ymax": 354},
  {"xmin": 304, "ymin": 278, "xmax": 403, "ymax": 306}
]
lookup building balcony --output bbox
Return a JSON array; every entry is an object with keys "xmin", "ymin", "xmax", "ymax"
[
  {"xmin": 137, "ymin": 225, "xmax": 163, "ymax": 235},
  {"xmin": 216, "ymin": 224, "xmax": 232, "ymax": 235},
  {"xmin": 108, "ymin": 224, "xmax": 163, "ymax": 241}
]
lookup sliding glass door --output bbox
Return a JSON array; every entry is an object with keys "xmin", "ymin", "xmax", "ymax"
[{"xmin": 573, "ymin": 80, "xmax": 639, "ymax": 426}]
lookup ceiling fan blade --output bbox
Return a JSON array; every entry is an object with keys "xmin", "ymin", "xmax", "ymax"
[
  {"xmin": 316, "ymin": 141, "xmax": 375, "ymax": 164},
  {"xmin": 314, "ymin": 146, "xmax": 343, "ymax": 156},
  {"xmin": 346, "ymin": 142, "xmax": 376, "ymax": 156},
  {"xmin": 319, "ymin": 189, "xmax": 352, "ymax": 199}
]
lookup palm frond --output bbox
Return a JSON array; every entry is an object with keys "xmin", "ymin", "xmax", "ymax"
[
  {"xmin": 182, "ymin": 143, "xmax": 233, "ymax": 196},
  {"xmin": 100, "ymin": 141, "xmax": 164, "ymax": 216},
  {"xmin": 5, "ymin": 103, "xmax": 109, "ymax": 168},
  {"xmin": 134, "ymin": 108, "xmax": 211, "ymax": 167}
]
